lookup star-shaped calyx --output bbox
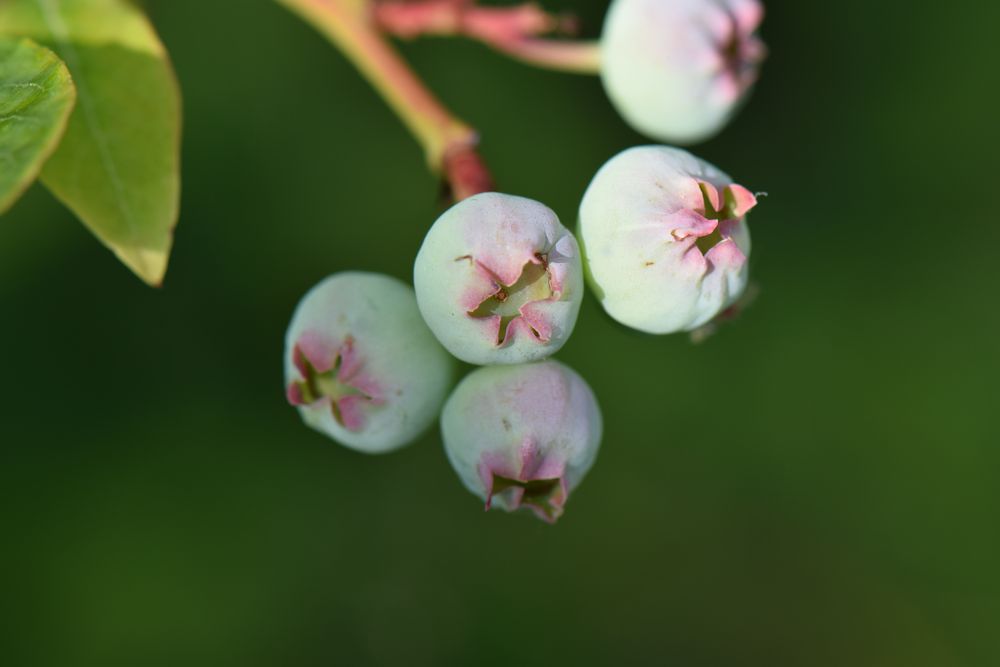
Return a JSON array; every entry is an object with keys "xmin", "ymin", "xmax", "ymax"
[
  {"xmin": 465, "ymin": 253, "xmax": 558, "ymax": 346},
  {"xmin": 286, "ymin": 334, "xmax": 383, "ymax": 431},
  {"xmin": 478, "ymin": 440, "xmax": 569, "ymax": 524},
  {"xmin": 715, "ymin": 2, "xmax": 766, "ymax": 94},
  {"xmin": 667, "ymin": 180, "xmax": 756, "ymax": 268}
]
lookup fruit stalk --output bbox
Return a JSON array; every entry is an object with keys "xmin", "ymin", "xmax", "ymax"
[
  {"xmin": 374, "ymin": 0, "xmax": 602, "ymax": 74},
  {"xmin": 277, "ymin": 0, "xmax": 493, "ymax": 198}
]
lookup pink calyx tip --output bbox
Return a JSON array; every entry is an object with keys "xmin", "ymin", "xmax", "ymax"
[
  {"xmin": 287, "ymin": 336, "xmax": 383, "ymax": 431},
  {"xmin": 465, "ymin": 254, "xmax": 561, "ymax": 347},
  {"xmin": 478, "ymin": 441, "xmax": 569, "ymax": 523}
]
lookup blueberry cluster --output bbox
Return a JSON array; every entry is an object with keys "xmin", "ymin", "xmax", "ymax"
[
  {"xmin": 284, "ymin": 0, "xmax": 765, "ymax": 523},
  {"xmin": 285, "ymin": 146, "xmax": 758, "ymax": 522}
]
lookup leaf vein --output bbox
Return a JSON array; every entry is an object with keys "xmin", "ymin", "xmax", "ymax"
[
  {"xmin": 0, "ymin": 82, "xmax": 45, "ymax": 91},
  {"xmin": 36, "ymin": 0, "xmax": 141, "ymax": 268}
]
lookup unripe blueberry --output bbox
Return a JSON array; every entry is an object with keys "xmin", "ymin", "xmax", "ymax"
[
  {"xmin": 579, "ymin": 145, "xmax": 757, "ymax": 334},
  {"xmin": 413, "ymin": 193, "xmax": 584, "ymax": 365},
  {"xmin": 284, "ymin": 272, "xmax": 454, "ymax": 454},
  {"xmin": 441, "ymin": 361, "xmax": 602, "ymax": 523},
  {"xmin": 600, "ymin": 0, "xmax": 765, "ymax": 143}
]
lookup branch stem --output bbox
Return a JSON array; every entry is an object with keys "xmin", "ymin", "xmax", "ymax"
[
  {"xmin": 278, "ymin": 0, "xmax": 492, "ymax": 196},
  {"xmin": 374, "ymin": 0, "xmax": 602, "ymax": 74},
  {"xmin": 488, "ymin": 38, "xmax": 602, "ymax": 74}
]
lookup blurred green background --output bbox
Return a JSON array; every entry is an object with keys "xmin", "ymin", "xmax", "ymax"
[{"xmin": 2, "ymin": 0, "xmax": 998, "ymax": 664}]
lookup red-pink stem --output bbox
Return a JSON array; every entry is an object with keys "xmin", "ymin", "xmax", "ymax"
[
  {"xmin": 374, "ymin": 0, "xmax": 574, "ymax": 40},
  {"xmin": 485, "ymin": 37, "xmax": 601, "ymax": 73},
  {"xmin": 374, "ymin": 0, "xmax": 602, "ymax": 74},
  {"xmin": 277, "ymin": 0, "xmax": 493, "ymax": 199}
]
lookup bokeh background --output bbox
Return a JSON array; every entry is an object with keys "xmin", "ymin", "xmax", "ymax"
[{"xmin": 2, "ymin": 0, "xmax": 998, "ymax": 664}]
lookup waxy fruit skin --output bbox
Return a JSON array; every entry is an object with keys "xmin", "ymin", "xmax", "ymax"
[
  {"xmin": 284, "ymin": 272, "xmax": 454, "ymax": 453},
  {"xmin": 441, "ymin": 361, "xmax": 602, "ymax": 523},
  {"xmin": 413, "ymin": 192, "xmax": 584, "ymax": 365},
  {"xmin": 600, "ymin": 0, "xmax": 765, "ymax": 143},
  {"xmin": 579, "ymin": 145, "xmax": 756, "ymax": 334}
]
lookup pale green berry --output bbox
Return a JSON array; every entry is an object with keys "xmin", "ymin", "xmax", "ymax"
[
  {"xmin": 285, "ymin": 271, "xmax": 454, "ymax": 453},
  {"xmin": 441, "ymin": 361, "xmax": 602, "ymax": 523},
  {"xmin": 600, "ymin": 0, "xmax": 766, "ymax": 143},
  {"xmin": 413, "ymin": 192, "xmax": 584, "ymax": 365},
  {"xmin": 579, "ymin": 145, "xmax": 757, "ymax": 334}
]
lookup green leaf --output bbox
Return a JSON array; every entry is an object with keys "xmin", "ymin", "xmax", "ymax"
[
  {"xmin": 0, "ymin": 0, "xmax": 182, "ymax": 286},
  {"xmin": 0, "ymin": 37, "xmax": 76, "ymax": 215}
]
